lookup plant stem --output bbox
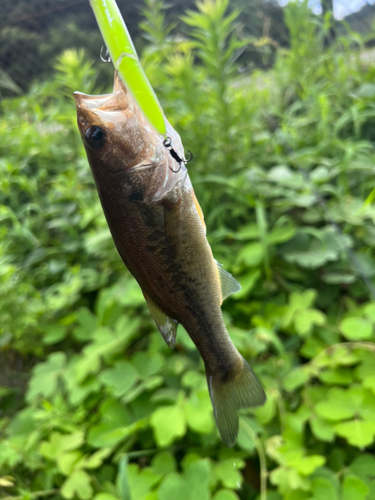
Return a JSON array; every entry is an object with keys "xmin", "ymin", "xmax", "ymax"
[
  {"xmin": 2, "ymin": 490, "xmax": 59, "ymax": 500},
  {"xmin": 240, "ymin": 419, "xmax": 268, "ymax": 500}
]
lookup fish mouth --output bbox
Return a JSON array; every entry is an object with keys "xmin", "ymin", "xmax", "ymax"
[
  {"xmin": 73, "ymin": 71, "xmax": 129, "ymax": 112},
  {"xmin": 73, "ymin": 91, "xmax": 127, "ymax": 113},
  {"xmin": 74, "ymin": 84, "xmax": 130, "ymax": 134}
]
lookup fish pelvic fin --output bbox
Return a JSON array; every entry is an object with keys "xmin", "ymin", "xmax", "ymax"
[
  {"xmin": 215, "ymin": 260, "xmax": 241, "ymax": 303},
  {"xmin": 207, "ymin": 356, "xmax": 266, "ymax": 447},
  {"xmin": 143, "ymin": 292, "xmax": 178, "ymax": 349}
]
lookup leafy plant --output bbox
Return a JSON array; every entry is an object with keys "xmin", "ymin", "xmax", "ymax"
[{"xmin": 1, "ymin": 1, "xmax": 375, "ymax": 500}]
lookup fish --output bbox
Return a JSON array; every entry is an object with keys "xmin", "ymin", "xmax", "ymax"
[{"xmin": 74, "ymin": 72, "xmax": 266, "ymax": 447}]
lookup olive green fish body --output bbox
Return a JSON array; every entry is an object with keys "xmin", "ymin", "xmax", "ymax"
[
  {"xmin": 97, "ymin": 170, "xmax": 237, "ymax": 373},
  {"xmin": 74, "ymin": 74, "xmax": 265, "ymax": 446}
]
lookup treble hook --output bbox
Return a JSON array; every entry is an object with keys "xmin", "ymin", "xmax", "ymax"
[
  {"xmin": 100, "ymin": 46, "xmax": 111, "ymax": 63},
  {"xmin": 185, "ymin": 150, "xmax": 193, "ymax": 163},
  {"xmin": 163, "ymin": 137, "xmax": 193, "ymax": 173}
]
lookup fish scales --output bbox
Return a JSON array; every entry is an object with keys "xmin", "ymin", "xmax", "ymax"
[{"xmin": 74, "ymin": 72, "xmax": 266, "ymax": 447}]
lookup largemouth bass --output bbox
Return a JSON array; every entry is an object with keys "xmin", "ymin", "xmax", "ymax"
[{"xmin": 74, "ymin": 73, "xmax": 266, "ymax": 447}]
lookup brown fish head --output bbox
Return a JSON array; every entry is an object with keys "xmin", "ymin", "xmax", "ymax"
[
  {"xmin": 74, "ymin": 72, "xmax": 192, "ymax": 204},
  {"xmin": 74, "ymin": 72, "xmax": 164, "ymax": 180}
]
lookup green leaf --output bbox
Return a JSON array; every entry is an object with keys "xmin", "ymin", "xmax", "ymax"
[
  {"xmin": 236, "ymin": 242, "xmax": 263, "ymax": 267},
  {"xmin": 73, "ymin": 328, "xmax": 114, "ymax": 382},
  {"xmin": 270, "ymin": 467, "xmax": 310, "ymax": 495},
  {"xmin": 181, "ymin": 371, "xmax": 206, "ymax": 390},
  {"xmin": 151, "ymin": 452, "xmax": 177, "ymax": 476},
  {"xmin": 342, "ymin": 475, "xmax": 369, "ymax": 500},
  {"xmin": 282, "ymin": 290, "xmax": 325, "ymax": 336},
  {"xmin": 213, "ymin": 459, "xmax": 244, "ymax": 489},
  {"xmin": 61, "ymin": 470, "xmax": 93, "ymax": 500},
  {"xmin": 349, "ymin": 454, "xmax": 375, "ymax": 479},
  {"xmin": 334, "ymin": 420, "xmax": 375, "ymax": 448},
  {"xmin": 314, "ymin": 387, "xmax": 364, "ymax": 421},
  {"xmin": 294, "ymin": 309, "xmax": 325, "ymax": 336},
  {"xmin": 121, "ymin": 375, "xmax": 163, "ymax": 405},
  {"xmin": 57, "ymin": 451, "xmax": 82, "ymax": 475},
  {"xmin": 255, "ymin": 394, "xmax": 277, "ymax": 424},
  {"xmin": 157, "ymin": 472, "xmax": 186, "ymax": 500},
  {"xmin": 40, "ymin": 431, "xmax": 84, "ymax": 460},
  {"xmin": 132, "ymin": 352, "xmax": 164, "ymax": 378},
  {"xmin": 126, "ymin": 464, "xmax": 161, "ymax": 500},
  {"xmin": 184, "ymin": 390, "xmax": 214, "ymax": 434},
  {"xmin": 150, "ymin": 405, "xmax": 186, "ymax": 447},
  {"xmin": 73, "ymin": 308, "xmax": 98, "ymax": 341},
  {"xmin": 212, "ymin": 490, "xmax": 240, "ymax": 500},
  {"xmin": 322, "ymin": 273, "xmax": 356, "ymax": 284},
  {"xmin": 237, "ymin": 418, "xmax": 257, "ymax": 452},
  {"xmin": 310, "ymin": 417, "xmax": 335, "ymax": 442},
  {"xmin": 234, "ymin": 270, "xmax": 261, "ymax": 298},
  {"xmin": 292, "ymin": 455, "xmax": 326, "ymax": 476},
  {"xmin": 267, "ymin": 223, "xmax": 296, "ymax": 245},
  {"xmin": 88, "ymin": 420, "xmax": 146, "ymax": 448},
  {"xmin": 26, "ymin": 352, "xmax": 66, "ymax": 401},
  {"xmin": 319, "ymin": 368, "xmax": 353, "ymax": 385},
  {"xmin": 99, "ymin": 361, "xmax": 139, "ymax": 397},
  {"xmin": 157, "ymin": 459, "xmax": 210, "ymax": 500},
  {"xmin": 64, "ymin": 364, "xmax": 102, "ymax": 405},
  {"xmin": 340, "ymin": 317, "xmax": 373, "ymax": 340},
  {"xmin": 363, "ymin": 303, "xmax": 375, "ymax": 322},
  {"xmin": 43, "ymin": 325, "xmax": 67, "ymax": 344},
  {"xmin": 355, "ymin": 353, "xmax": 375, "ymax": 392},
  {"xmin": 87, "ymin": 398, "xmax": 145, "ymax": 448},
  {"xmin": 310, "ymin": 477, "xmax": 337, "ymax": 500},
  {"xmin": 93, "ymin": 495, "xmax": 119, "ymax": 500},
  {"xmin": 283, "ymin": 367, "xmax": 309, "ymax": 391},
  {"xmin": 79, "ymin": 448, "xmax": 112, "ymax": 469},
  {"xmin": 116, "ymin": 456, "xmax": 131, "ymax": 500}
]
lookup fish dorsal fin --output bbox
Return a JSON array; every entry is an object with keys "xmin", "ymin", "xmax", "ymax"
[
  {"xmin": 143, "ymin": 293, "xmax": 178, "ymax": 349},
  {"xmin": 215, "ymin": 260, "xmax": 241, "ymax": 303}
]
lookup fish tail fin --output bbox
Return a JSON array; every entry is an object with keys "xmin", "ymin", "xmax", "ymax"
[{"xmin": 207, "ymin": 356, "xmax": 266, "ymax": 447}]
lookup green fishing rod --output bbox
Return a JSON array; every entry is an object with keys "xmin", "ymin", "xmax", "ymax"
[{"xmin": 89, "ymin": 0, "xmax": 167, "ymax": 137}]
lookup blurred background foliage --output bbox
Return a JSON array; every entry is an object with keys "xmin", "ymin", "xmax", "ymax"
[{"xmin": 1, "ymin": 0, "xmax": 375, "ymax": 499}]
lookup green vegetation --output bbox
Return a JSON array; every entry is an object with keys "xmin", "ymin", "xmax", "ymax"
[
  {"xmin": 1, "ymin": 1, "xmax": 375, "ymax": 499},
  {"xmin": 0, "ymin": 0, "xmax": 287, "ymax": 94}
]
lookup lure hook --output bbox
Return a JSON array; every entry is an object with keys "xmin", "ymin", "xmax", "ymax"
[
  {"xmin": 185, "ymin": 150, "xmax": 193, "ymax": 163},
  {"xmin": 163, "ymin": 137, "xmax": 193, "ymax": 174},
  {"xmin": 100, "ymin": 46, "xmax": 111, "ymax": 63}
]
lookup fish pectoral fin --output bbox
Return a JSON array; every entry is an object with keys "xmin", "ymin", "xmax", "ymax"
[
  {"xmin": 215, "ymin": 260, "xmax": 241, "ymax": 303},
  {"xmin": 143, "ymin": 293, "xmax": 178, "ymax": 349}
]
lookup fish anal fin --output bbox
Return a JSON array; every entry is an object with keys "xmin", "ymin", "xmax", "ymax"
[
  {"xmin": 215, "ymin": 260, "xmax": 241, "ymax": 303},
  {"xmin": 143, "ymin": 292, "xmax": 178, "ymax": 349}
]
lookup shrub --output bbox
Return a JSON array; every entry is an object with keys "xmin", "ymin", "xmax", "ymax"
[{"xmin": 1, "ymin": 1, "xmax": 375, "ymax": 499}]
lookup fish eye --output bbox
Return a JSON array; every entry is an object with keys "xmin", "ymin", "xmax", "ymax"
[{"xmin": 84, "ymin": 126, "xmax": 107, "ymax": 150}]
